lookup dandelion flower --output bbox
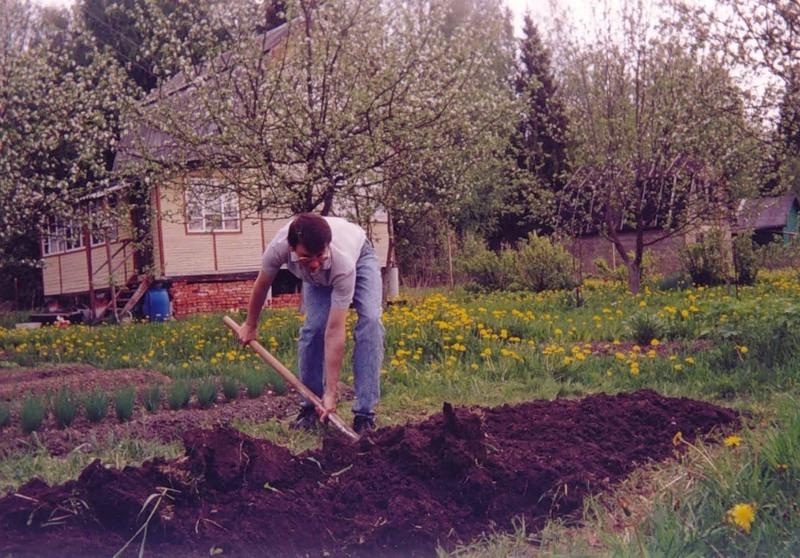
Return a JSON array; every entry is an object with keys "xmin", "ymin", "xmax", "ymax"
[
  {"xmin": 672, "ymin": 431, "xmax": 683, "ymax": 446},
  {"xmin": 723, "ymin": 435, "xmax": 742, "ymax": 447},
  {"xmin": 727, "ymin": 503, "xmax": 755, "ymax": 533}
]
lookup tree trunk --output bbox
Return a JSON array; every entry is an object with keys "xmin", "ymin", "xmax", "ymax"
[{"xmin": 627, "ymin": 261, "xmax": 641, "ymax": 294}]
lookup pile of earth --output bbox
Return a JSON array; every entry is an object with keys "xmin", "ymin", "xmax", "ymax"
[{"xmin": 0, "ymin": 389, "xmax": 738, "ymax": 557}]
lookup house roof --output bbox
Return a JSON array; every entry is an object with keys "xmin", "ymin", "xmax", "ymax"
[
  {"xmin": 735, "ymin": 194, "xmax": 799, "ymax": 231},
  {"xmin": 113, "ymin": 22, "xmax": 290, "ymax": 172}
]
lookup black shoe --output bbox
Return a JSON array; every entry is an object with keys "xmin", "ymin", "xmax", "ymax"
[
  {"xmin": 353, "ymin": 414, "xmax": 376, "ymax": 434},
  {"xmin": 289, "ymin": 406, "xmax": 319, "ymax": 430}
]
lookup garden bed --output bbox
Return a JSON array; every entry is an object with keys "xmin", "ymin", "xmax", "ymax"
[
  {"xmin": 0, "ymin": 390, "xmax": 738, "ymax": 557},
  {"xmin": 0, "ymin": 365, "xmax": 300, "ymax": 455}
]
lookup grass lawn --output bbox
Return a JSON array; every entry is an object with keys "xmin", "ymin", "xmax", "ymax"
[{"xmin": 1, "ymin": 270, "xmax": 799, "ymax": 555}]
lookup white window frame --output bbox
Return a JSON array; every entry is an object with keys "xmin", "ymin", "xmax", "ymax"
[
  {"xmin": 186, "ymin": 178, "xmax": 241, "ymax": 233},
  {"xmin": 42, "ymin": 218, "xmax": 85, "ymax": 256},
  {"xmin": 88, "ymin": 200, "xmax": 120, "ymax": 246}
]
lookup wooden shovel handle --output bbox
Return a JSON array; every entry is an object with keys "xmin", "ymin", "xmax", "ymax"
[{"xmin": 223, "ymin": 316, "xmax": 359, "ymax": 441}]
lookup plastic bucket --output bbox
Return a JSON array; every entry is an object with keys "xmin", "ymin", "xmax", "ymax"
[{"xmin": 143, "ymin": 287, "xmax": 171, "ymax": 322}]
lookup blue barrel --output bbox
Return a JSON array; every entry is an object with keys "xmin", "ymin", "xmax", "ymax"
[{"xmin": 143, "ymin": 287, "xmax": 171, "ymax": 322}]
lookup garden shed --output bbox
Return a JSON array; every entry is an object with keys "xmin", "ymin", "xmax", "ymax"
[{"xmin": 734, "ymin": 194, "xmax": 799, "ymax": 245}]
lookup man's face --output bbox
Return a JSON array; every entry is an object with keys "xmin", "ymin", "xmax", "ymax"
[{"xmin": 293, "ymin": 242, "xmax": 329, "ymax": 273}]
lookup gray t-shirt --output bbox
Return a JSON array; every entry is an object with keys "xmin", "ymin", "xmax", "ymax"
[{"xmin": 261, "ymin": 217, "xmax": 367, "ymax": 309}]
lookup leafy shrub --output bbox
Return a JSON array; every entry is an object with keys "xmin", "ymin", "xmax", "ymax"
[
  {"xmin": 196, "ymin": 378, "xmax": 217, "ymax": 409},
  {"xmin": 680, "ymin": 229, "xmax": 730, "ymax": 286},
  {"xmin": 244, "ymin": 372, "xmax": 266, "ymax": 398},
  {"xmin": 628, "ymin": 313, "xmax": 663, "ymax": 346},
  {"xmin": 457, "ymin": 235, "xmax": 515, "ymax": 291},
  {"xmin": 733, "ymin": 234, "xmax": 759, "ymax": 285},
  {"xmin": 52, "ymin": 387, "xmax": 78, "ymax": 428},
  {"xmin": 0, "ymin": 402, "xmax": 9, "ymax": 428},
  {"xmin": 143, "ymin": 384, "xmax": 161, "ymax": 413},
  {"xmin": 515, "ymin": 234, "xmax": 574, "ymax": 292},
  {"xmin": 459, "ymin": 234, "xmax": 575, "ymax": 292},
  {"xmin": 221, "ymin": 376, "xmax": 239, "ymax": 401},
  {"xmin": 84, "ymin": 390, "xmax": 108, "ymax": 423},
  {"xmin": 114, "ymin": 386, "xmax": 136, "ymax": 422},
  {"xmin": 21, "ymin": 394, "xmax": 47, "ymax": 433},
  {"xmin": 167, "ymin": 379, "xmax": 192, "ymax": 410}
]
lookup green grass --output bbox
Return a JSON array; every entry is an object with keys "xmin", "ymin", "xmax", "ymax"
[
  {"xmin": 221, "ymin": 376, "xmax": 239, "ymax": 401},
  {"xmin": 84, "ymin": 390, "xmax": 108, "ymax": 423},
  {"xmin": 52, "ymin": 387, "xmax": 78, "ymax": 428},
  {"xmin": 243, "ymin": 371, "xmax": 266, "ymax": 398},
  {"xmin": 167, "ymin": 379, "xmax": 192, "ymax": 410},
  {"xmin": 196, "ymin": 377, "xmax": 217, "ymax": 408},
  {"xmin": 142, "ymin": 384, "xmax": 161, "ymax": 413},
  {"xmin": 0, "ymin": 435, "xmax": 182, "ymax": 494},
  {"xmin": 1, "ymin": 271, "xmax": 799, "ymax": 554},
  {"xmin": 20, "ymin": 394, "xmax": 47, "ymax": 434},
  {"xmin": 114, "ymin": 386, "xmax": 136, "ymax": 422}
]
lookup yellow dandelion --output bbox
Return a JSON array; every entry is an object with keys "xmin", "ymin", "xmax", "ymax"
[
  {"xmin": 672, "ymin": 431, "xmax": 683, "ymax": 446},
  {"xmin": 727, "ymin": 503, "xmax": 755, "ymax": 533},
  {"xmin": 723, "ymin": 435, "xmax": 742, "ymax": 447}
]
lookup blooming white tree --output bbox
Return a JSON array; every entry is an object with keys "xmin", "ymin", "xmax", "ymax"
[
  {"xmin": 0, "ymin": 0, "xmax": 129, "ymax": 279},
  {"xmin": 119, "ymin": 0, "xmax": 517, "ymax": 264}
]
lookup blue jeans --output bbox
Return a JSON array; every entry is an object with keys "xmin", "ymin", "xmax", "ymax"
[{"xmin": 297, "ymin": 241, "xmax": 384, "ymax": 417}]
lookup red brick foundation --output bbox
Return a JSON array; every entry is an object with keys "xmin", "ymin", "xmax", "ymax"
[{"xmin": 170, "ymin": 280, "xmax": 301, "ymax": 318}]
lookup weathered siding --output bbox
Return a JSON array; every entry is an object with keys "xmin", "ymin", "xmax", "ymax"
[
  {"xmin": 41, "ymin": 240, "xmax": 134, "ymax": 296},
  {"xmin": 157, "ymin": 179, "xmax": 390, "ymax": 279}
]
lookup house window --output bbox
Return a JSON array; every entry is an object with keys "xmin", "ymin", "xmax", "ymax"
[
  {"xmin": 186, "ymin": 179, "xmax": 240, "ymax": 232},
  {"xmin": 88, "ymin": 201, "xmax": 119, "ymax": 246},
  {"xmin": 42, "ymin": 218, "xmax": 84, "ymax": 255}
]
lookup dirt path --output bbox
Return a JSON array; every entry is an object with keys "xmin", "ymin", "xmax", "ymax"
[{"xmin": 0, "ymin": 389, "xmax": 738, "ymax": 557}]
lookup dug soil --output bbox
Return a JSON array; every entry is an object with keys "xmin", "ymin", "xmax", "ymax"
[{"xmin": 0, "ymin": 390, "xmax": 738, "ymax": 557}]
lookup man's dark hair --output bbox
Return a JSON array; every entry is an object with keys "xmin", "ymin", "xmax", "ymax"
[{"xmin": 288, "ymin": 213, "xmax": 332, "ymax": 253}]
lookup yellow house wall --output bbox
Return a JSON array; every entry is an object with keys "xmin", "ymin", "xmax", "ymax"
[
  {"xmin": 157, "ymin": 178, "xmax": 390, "ymax": 278},
  {"xmin": 41, "ymin": 239, "xmax": 134, "ymax": 296}
]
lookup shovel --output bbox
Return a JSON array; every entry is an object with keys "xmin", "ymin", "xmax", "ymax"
[{"xmin": 223, "ymin": 316, "xmax": 360, "ymax": 441}]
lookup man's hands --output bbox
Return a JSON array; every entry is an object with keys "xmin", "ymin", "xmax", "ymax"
[
  {"xmin": 238, "ymin": 321, "xmax": 258, "ymax": 346},
  {"xmin": 318, "ymin": 389, "xmax": 337, "ymax": 422}
]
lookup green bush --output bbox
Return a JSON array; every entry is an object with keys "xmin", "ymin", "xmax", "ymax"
[
  {"xmin": 21, "ymin": 394, "xmax": 46, "ymax": 434},
  {"xmin": 84, "ymin": 390, "xmax": 108, "ymax": 423},
  {"xmin": 459, "ymin": 234, "xmax": 576, "ymax": 292},
  {"xmin": 196, "ymin": 378, "xmax": 217, "ymax": 409},
  {"xmin": 244, "ymin": 372, "xmax": 266, "ymax": 398},
  {"xmin": 221, "ymin": 376, "xmax": 239, "ymax": 401},
  {"xmin": 457, "ymin": 235, "xmax": 515, "ymax": 291},
  {"xmin": 733, "ymin": 234, "xmax": 759, "ymax": 285},
  {"xmin": 0, "ymin": 402, "xmax": 9, "ymax": 428},
  {"xmin": 680, "ymin": 229, "xmax": 731, "ymax": 286},
  {"xmin": 52, "ymin": 387, "xmax": 78, "ymax": 428},
  {"xmin": 628, "ymin": 313, "xmax": 663, "ymax": 346},
  {"xmin": 515, "ymin": 234, "xmax": 574, "ymax": 292},
  {"xmin": 167, "ymin": 379, "xmax": 192, "ymax": 410},
  {"xmin": 143, "ymin": 384, "xmax": 161, "ymax": 413},
  {"xmin": 114, "ymin": 386, "xmax": 136, "ymax": 422}
]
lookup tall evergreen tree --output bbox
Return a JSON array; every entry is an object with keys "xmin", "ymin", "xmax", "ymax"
[{"xmin": 490, "ymin": 14, "xmax": 567, "ymax": 246}]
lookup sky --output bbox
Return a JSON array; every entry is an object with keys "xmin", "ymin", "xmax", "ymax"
[{"xmin": 34, "ymin": 0, "xmax": 608, "ymax": 37}]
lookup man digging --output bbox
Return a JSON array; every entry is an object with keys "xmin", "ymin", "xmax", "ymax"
[{"xmin": 238, "ymin": 213, "xmax": 384, "ymax": 434}]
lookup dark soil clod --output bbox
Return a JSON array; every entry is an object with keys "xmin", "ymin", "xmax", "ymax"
[{"xmin": 0, "ymin": 390, "xmax": 739, "ymax": 557}]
